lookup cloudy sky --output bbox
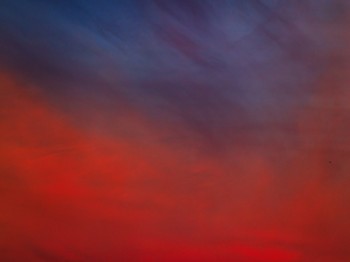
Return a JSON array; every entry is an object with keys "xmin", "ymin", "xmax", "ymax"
[{"xmin": 1, "ymin": 1, "xmax": 350, "ymax": 261}]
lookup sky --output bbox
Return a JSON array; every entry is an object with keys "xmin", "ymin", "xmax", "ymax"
[{"xmin": 1, "ymin": 1, "xmax": 350, "ymax": 261}]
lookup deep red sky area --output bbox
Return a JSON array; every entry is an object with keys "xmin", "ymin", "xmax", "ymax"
[{"xmin": 1, "ymin": 63, "xmax": 350, "ymax": 262}]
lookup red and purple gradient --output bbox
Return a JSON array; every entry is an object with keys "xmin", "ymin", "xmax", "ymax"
[{"xmin": 1, "ymin": 1, "xmax": 350, "ymax": 261}]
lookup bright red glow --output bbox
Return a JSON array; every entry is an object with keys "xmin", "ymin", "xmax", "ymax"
[{"xmin": 1, "ymin": 68, "xmax": 350, "ymax": 262}]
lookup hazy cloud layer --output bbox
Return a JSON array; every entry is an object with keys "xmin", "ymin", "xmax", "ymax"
[{"xmin": 1, "ymin": 1, "xmax": 350, "ymax": 261}]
